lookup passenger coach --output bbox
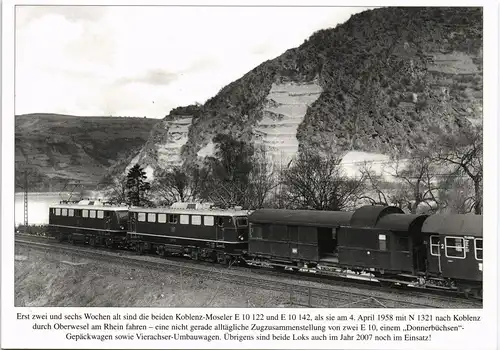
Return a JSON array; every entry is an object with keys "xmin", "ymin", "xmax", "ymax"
[
  {"xmin": 247, "ymin": 208, "xmax": 354, "ymax": 268},
  {"xmin": 127, "ymin": 203, "xmax": 249, "ymax": 264},
  {"xmin": 421, "ymin": 213, "xmax": 483, "ymax": 297}
]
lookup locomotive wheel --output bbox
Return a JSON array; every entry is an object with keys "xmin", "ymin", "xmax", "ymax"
[
  {"xmin": 89, "ymin": 236, "xmax": 97, "ymax": 247},
  {"xmin": 136, "ymin": 243, "xmax": 144, "ymax": 255},
  {"xmin": 105, "ymin": 238, "xmax": 113, "ymax": 249},
  {"xmin": 68, "ymin": 234, "xmax": 75, "ymax": 245},
  {"xmin": 217, "ymin": 253, "xmax": 228, "ymax": 265}
]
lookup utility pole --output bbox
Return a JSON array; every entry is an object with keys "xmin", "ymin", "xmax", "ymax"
[{"xmin": 24, "ymin": 170, "xmax": 28, "ymax": 231}]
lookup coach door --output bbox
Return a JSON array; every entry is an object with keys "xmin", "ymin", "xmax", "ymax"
[{"xmin": 216, "ymin": 216, "xmax": 225, "ymax": 241}]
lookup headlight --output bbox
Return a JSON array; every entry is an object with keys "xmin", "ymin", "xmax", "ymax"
[{"xmin": 120, "ymin": 226, "xmax": 124, "ymax": 230}]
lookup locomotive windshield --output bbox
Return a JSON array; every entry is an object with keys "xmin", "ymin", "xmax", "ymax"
[
  {"xmin": 116, "ymin": 211, "xmax": 128, "ymax": 220},
  {"xmin": 236, "ymin": 217, "xmax": 248, "ymax": 227}
]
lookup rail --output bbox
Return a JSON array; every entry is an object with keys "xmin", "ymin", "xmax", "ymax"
[{"xmin": 15, "ymin": 237, "xmax": 481, "ymax": 309}]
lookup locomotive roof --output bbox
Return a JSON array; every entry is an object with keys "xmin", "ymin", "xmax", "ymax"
[
  {"xmin": 248, "ymin": 209, "xmax": 353, "ymax": 227},
  {"xmin": 421, "ymin": 214, "xmax": 483, "ymax": 237},
  {"xmin": 376, "ymin": 213, "xmax": 429, "ymax": 232},
  {"xmin": 350, "ymin": 205, "xmax": 404, "ymax": 228},
  {"xmin": 129, "ymin": 207, "xmax": 250, "ymax": 217},
  {"xmin": 49, "ymin": 204, "xmax": 129, "ymax": 211}
]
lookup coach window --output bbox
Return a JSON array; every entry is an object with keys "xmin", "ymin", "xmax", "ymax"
[
  {"xmin": 68, "ymin": 209, "xmax": 74, "ymax": 217},
  {"xmin": 138, "ymin": 213, "xmax": 146, "ymax": 222},
  {"xmin": 250, "ymin": 226, "xmax": 263, "ymax": 240},
  {"xmin": 192, "ymin": 215, "xmax": 202, "ymax": 226},
  {"xmin": 378, "ymin": 234, "xmax": 387, "ymax": 251},
  {"xmin": 147, "ymin": 213, "xmax": 156, "ymax": 223},
  {"xmin": 168, "ymin": 214, "xmax": 178, "ymax": 224},
  {"xmin": 445, "ymin": 237, "xmax": 466, "ymax": 259},
  {"xmin": 204, "ymin": 216, "xmax": 214, "ymax": 226},
  {"xmin": 430, "ymin": 235, "xmax": 440, "ymax": 256},
  {"xmin": 82, "ymin": 210, "xmax": 88, "ymax": 218},
  {"xmin": 89, "ymin": 210, "xmax": 96, "ymax": 219},
  {"xmin": 74, "ymin": 209, "xmax": 81, "ymax": 217},
  {"xmin": 97, "ymin": 210, "xmax": 104, "ymax": 219},
  {"xmin": 158, "ymin": 214, "xmax": 167, "ymax": 223},
  {"xmin": 61, "ymin": 209, "xmax": 68, "ymax": 216},
  {"xmin": 180, "ymin": 215, "xmax": 189, "ymax": 225},
  {"xmin": 398, "ymin": 236, "xmax": 409, "ymax": 252},
  {"xmin": 288, "ymin": 226, "xmax": 298, "ymax": 241},
  {"xmin": 55, "ymin": 208, "xmax": 61, "ymax": 216},
  {"xmin": 475, "ymin": 238, "xmax": 483, "ymax": 261}
]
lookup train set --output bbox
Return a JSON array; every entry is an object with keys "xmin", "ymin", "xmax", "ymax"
[{"xmin": 46, "ymin": 201, "xmax": 483, "ymax": 298}]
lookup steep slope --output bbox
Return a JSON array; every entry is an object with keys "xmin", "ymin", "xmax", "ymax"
[
  {"xmin": 15, "ymin": 114, "xmax": 158, "ymax": 191},
  {"xmin": 129, "ymin": 7, "xmax": 482, "ymax": 176}
]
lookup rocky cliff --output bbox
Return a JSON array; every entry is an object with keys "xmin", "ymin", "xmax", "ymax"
[{"xmin": 127, "ymin": 7, "xmax": 482, "ymax": 178}]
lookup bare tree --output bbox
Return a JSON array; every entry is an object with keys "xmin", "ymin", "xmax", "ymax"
[
  {"xmin": 358, "ymin": 163, "xmax": 393, "ymax": 206},
  {"xmin": 104, "ymin": 175, "xmax": 127, "ymax": 205},
  {"xmin": 388, "ymin": 154, "xmax": 441, "ymax": 213},
  {"xmin": 438, "ymin": 175, "xmax": 476, "ymax": 214},
  {"xmin": 153, "ymin": 165, "xmax": 210, "ymax": 205},
  {"xmin": 282, "ymin": 151, "xmax": 365, "ymax": 211},
  {"xmin": 360, "ymin": 151, "xmax": 443, "ymax": 214},
  {"xmin": 434, "ymin": 125, "xmax": 482, "ymax": 214},
  {"xmin": 246, "ymin": 146, "xmax": 278, "ymax": 209}
]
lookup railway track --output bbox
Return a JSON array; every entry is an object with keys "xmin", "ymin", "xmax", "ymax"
[{"xmin": 15, "ymin": 235, "xmax": 481, "ymax": 309}]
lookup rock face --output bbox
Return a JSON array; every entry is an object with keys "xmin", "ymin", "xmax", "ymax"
[
  {"xmin": 126, "ymin": 7, "xmax": 482, "ymax": 176},
  {"xmin": 253, "ymin": 80, "xmax": 323, "ymax": 166}
]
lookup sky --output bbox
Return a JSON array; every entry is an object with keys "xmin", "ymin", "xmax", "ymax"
[{"xmin": 16, "ymin": 6, "xmax": 371, "ymax": 118}]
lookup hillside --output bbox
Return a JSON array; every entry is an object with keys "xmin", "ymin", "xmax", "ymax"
[
  {"xmin": 127, "ymin": 7, "xmax": 482, "ymax": 178},
  {"xmin": 15, "ymin": 113, "xmax": 158, "ymax": 191}
]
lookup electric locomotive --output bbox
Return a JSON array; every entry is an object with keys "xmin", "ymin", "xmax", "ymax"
[
  {"xmin": 127, "ymin": 202, "xmax": 250, "ymax": 264},
  {"xmin": 48, "ymin": 200, "xmax": 129, "ymax": 247}
]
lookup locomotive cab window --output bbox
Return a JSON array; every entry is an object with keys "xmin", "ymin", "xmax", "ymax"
[
  {"xmin": 82, "ymin": 210, "xmax": 88, "ymax": 218},
  {"xmin": 378, "ymin": 234, "xmax": 387, "ymax": 251},
  {"xmin": 180, "ymin": 215, "xmax": 189, "ymax": 225},
  {"xmin": 445, "ymin": 236, "xmax": 466, "ymax": 259},
  {"xmin": 236, "ymin": 217, "xmax": 248, "ymax": 227},
  {"xmin": 89, "ymin": 210, "xmax": 96, "ymax": 219},
  {"xmin": 158, "ymin": 214, "xmax": 167, "ymax": 223},
  {"xmin": 168, "ymin": 214, "xmax": 178, "ymax": 224},
  {"xmin": 138, "ymin": 213, "xmax": 146, "ymax": 222},
  {"xmin": 191, "ymin": 215, "xmax": 202, "ymax": 226},
  {"xmin": 204, "ymin": 216, "xmax": 214, "ymax": 226},
  {"xmin": 68, "ymin": 209, "xmax": 74, "ymax": 217},
  {"xmin": 430, "ymin": 235, "xmax": 440, "ymax": 256},
  {"xmin": 475, "ymin": 238, "xmax": 483, "ymax": 261},
  {"xmin": 61, "ymin": 209, "xmax": 68, "ymax": 216},
  {"xmin": 55, "ymin": 208, "xmax": 61, "ymax": 216},
  {"xmin": 147, "ymin": 213, "xmax": 156, "ymax": 223},
  {"xmin": 97, "ymin": 210, "xmax": 104, "ymax": 219}
]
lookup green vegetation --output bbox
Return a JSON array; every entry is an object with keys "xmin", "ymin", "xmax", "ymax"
[{"xmin": 155, "ymin": 7, "xmax": 482, "ymax": 164}]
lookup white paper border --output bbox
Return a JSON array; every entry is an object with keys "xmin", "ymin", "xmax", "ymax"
[{"xmin": 2, "ymin": 1, "xmax": 498, "ymax": 349}]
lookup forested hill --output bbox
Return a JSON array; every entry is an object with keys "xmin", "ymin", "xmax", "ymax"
[
  {"xmin": 15, "ymin": 113, "xmax": 158, "ymax": 191},
  {"xmin": 129, "ymin": 7, "xmax": 482, "ymax": 177}
]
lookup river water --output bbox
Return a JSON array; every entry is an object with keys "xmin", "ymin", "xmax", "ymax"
[{"xmin": 14, "ymin": 192, "xmax": 105, "ymax": 226}]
